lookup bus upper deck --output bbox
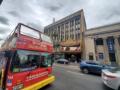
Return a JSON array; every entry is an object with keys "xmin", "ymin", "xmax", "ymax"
[{"xmin": 1, "ymin": 23, "xmax": 53, "ymax": 53}]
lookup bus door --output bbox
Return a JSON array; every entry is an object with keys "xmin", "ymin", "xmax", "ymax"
[
  {"xmin": 0, "ymin": 51, "xmax": 11, "ymax": 89},
  {"xmin": 0, "ymin": 52, "xmax": 6, "ymax": 87},
  {"xmin": 29, "ymin": 53, "xmax": 53, "ymax": 85}
]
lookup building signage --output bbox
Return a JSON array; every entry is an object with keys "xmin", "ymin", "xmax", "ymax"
[{"xmin": 107, "ymin": 38, "xmax": 115, "ymax": 53}]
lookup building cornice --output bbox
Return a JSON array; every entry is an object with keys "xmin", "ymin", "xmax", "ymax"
[
  {"xmin": 44, "ymin": 9, "xmax": 83, "ymax": 29},
  {"xmin": 85, "ymin": 22, "xmax": 120, "ymax": 36}
]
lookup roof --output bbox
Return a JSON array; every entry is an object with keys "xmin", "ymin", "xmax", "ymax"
[
  {"xmin": 44, "ymin": 9, "xmax": 83, "ymax": 29},
  {"xmin": 85, "ymin": 22, "xmax": 120, "ymax": 36}
]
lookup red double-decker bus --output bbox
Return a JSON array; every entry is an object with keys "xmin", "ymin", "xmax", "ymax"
[{"xmin": 0, "ymin": 23, "xmax": 55, "ymax": 90}]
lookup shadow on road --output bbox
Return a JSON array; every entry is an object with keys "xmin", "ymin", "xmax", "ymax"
[
  {"xmin": 101, "ymin": 83, "xmax": 113, "ymax": 90},
  {"xmin": 39, "ymin": 84, "xmax": 54, "ymax": 90},
  {"xmin": 39, "ymin": 83, "xmax": 113, "ymax": 90}
]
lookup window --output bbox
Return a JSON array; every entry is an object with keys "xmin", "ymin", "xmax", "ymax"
[
  {"xmin": 98, "ymin": 53, "xmax": 104, "ymax": 60},
  {"xmin": 10, "ymin": 50, "xmax": 53, "ymax": 73},
  {"xmin": 89, "ymin": 55, "xmax": 93, "ymax": 60},
  {"xmin": 41, "ymin": 34, "xmax": 52, "ymax": 43},
  {"xmin": 20, "ymin": 25, "xmax": 40, "ymax": 39},
  {"xmin": 87, "ymin": 62, "xmax": 98, "ymax": 65},
  {"xmin": 95, "ymin": 38, "xmax": 103, "ymax": 45},
  {"xmin": 41, "ymin": 53, "xmax": 53, "ymax": 67},
  {"xmin": 107, "ymin": 37, "xmax": 114, "ymax": 53}
]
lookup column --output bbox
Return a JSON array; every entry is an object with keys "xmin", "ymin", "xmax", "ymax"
[
  {"xmin": 68, "ymin": 21, "xmax": 70, "ymax": 39},
  {"xmin": 74, "ymin": 19, "xmax": 76, "ymax": 40},
  {"xmin": 64, "ymin": 24, "xmax": 65, "ymax": 41},
  {"xmin": 114, "ymin": 36, "xmax": 120, "ymax": 65},
  {"xmin": 103, "ymin": 37, "xmax": 110, "ymax": 64},
  {"xmin": 94, "ymin": 38, "xmax": 97, "ymax": 60},
  {"xmin": 60, "ymin": 26, "xmax": 61, "ymax": 42}
]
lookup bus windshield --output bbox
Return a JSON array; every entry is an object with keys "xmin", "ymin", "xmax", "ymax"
[{"xmin": 10, "ymin": 50, "xmax": 53, "ymax": 73}]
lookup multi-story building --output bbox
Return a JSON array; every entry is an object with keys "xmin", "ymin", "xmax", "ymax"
[
  {"xmin": 44, "ymin": 9, "xmax": 86, "ymax": 62},
  {"xmin": 44, "ymin": 9, "xmax": 120, "ymax": 65}
]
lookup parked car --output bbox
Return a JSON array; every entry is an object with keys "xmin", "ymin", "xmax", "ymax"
[
  {"xmin": 102, "ymin": 67, "xmax": 120, "ymax": 90},
  {"xmin": 56, "ymin": 59, "xmax": 69, "ymax": 64},
  {"xmin": 80, "ymin": 60, "xmax": 112, "ymax": 74}
]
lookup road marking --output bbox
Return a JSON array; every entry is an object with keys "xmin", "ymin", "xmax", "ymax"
[
  {"xmin": 54, "ymin": 64, "xmax": 79, "ymax": 70},
  {"xmin": 67, "ymin": 70, "xmax": 101, "ymax": 82},
  {"xmin": 67, "ymin": 70, "xmax": 84, "ymax": 76}
]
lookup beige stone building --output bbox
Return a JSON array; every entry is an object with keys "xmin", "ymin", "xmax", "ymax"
[
  {"xmin": 85, "ymin": 23, "xmax": 120, "ymax": 65},
  {"xmin": 44, "ymin": 9, "xmax": 120, "ymax": 65}
]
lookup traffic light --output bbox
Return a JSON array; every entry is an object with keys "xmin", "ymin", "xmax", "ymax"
[{"xmin": 0, "ymin": 0, "xmax": 3, "ymax": 5}]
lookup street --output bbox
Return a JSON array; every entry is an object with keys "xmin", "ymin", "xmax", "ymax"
[{"xmin": 41, "ymin": 64, "xmax": 112, "ymax": 90}]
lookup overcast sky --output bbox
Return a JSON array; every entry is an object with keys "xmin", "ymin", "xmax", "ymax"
[{"xmin": 0, "ymin": 0, "xmax": 120, "ymax": 45}]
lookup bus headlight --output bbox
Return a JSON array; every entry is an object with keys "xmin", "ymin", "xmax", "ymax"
[{"xmin": 13, "ymin": 84, "xmax": 23, "ymax": 90}]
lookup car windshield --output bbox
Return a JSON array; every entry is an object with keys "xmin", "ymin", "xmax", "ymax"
[{"xmin": 108, "ymin": 67, "xmax": 120, "ymax": 73}]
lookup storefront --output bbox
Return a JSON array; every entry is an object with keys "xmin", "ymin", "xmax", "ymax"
[{"xmin": 60, "ymin": 39, "xmax": 81, "ymax": 62}]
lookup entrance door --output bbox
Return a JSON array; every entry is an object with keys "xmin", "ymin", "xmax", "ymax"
[
  {"xmin": 107, "ymin": 37, "xmax": 116, "ymax": 65},
  {"xmin": 109, "ymin": 53, "xmax": 116, "ymax": 65},
  {"xmin": 89, "ymin": 55, "xmax": 94, "ymax": 60}
]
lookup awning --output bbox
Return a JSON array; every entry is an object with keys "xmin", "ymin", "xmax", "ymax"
[
  {"xmin": 60, "ymin": 39, "xmax": 80, "ymax": 47},
  {"xmin": 60, "ymin": 51, "xmax": 81, "ymax": 54}
]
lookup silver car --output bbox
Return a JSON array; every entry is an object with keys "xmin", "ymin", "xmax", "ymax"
[
  {"xmin": 56, "ymin": 59, "xmax": 69, "ymax": 64},
  {"xmin": 102, "ymin": 67, "xmax": 120, "ymax": 90}
]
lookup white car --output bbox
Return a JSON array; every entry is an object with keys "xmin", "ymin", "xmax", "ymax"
[
  {"xmin": 56, "ymin": 59, "xmax": 69, "ymax": 64},
  {"xmin": 102, "ymin": 67, "xmax": 120, "ymax": 90}
]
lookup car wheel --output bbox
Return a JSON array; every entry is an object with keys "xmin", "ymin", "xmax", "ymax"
[{"xmin": 82, "ymin": 68, "xmax": 89, "ymax": 74}]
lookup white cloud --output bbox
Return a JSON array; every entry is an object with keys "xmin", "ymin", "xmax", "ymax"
[{"xmin": 0, "ymin": 0, "xmax": 120, "ymax": 45}]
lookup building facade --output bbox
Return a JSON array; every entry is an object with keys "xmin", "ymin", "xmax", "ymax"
[
  {"xmin": 85, "ymin": 23, "xmax": 120, "ymax": 65},
  {"xmin": 44, "ymin": 9, "xmax": 120, "ymax": 65},
  {"xmin": 44, "ymin": 9, "xmax": 86, "ymax": 62}
]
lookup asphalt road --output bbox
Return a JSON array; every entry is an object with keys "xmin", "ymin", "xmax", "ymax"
[{"xmin": 41, "ymin": 64, "xmax": 113, "ymax": 90}]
